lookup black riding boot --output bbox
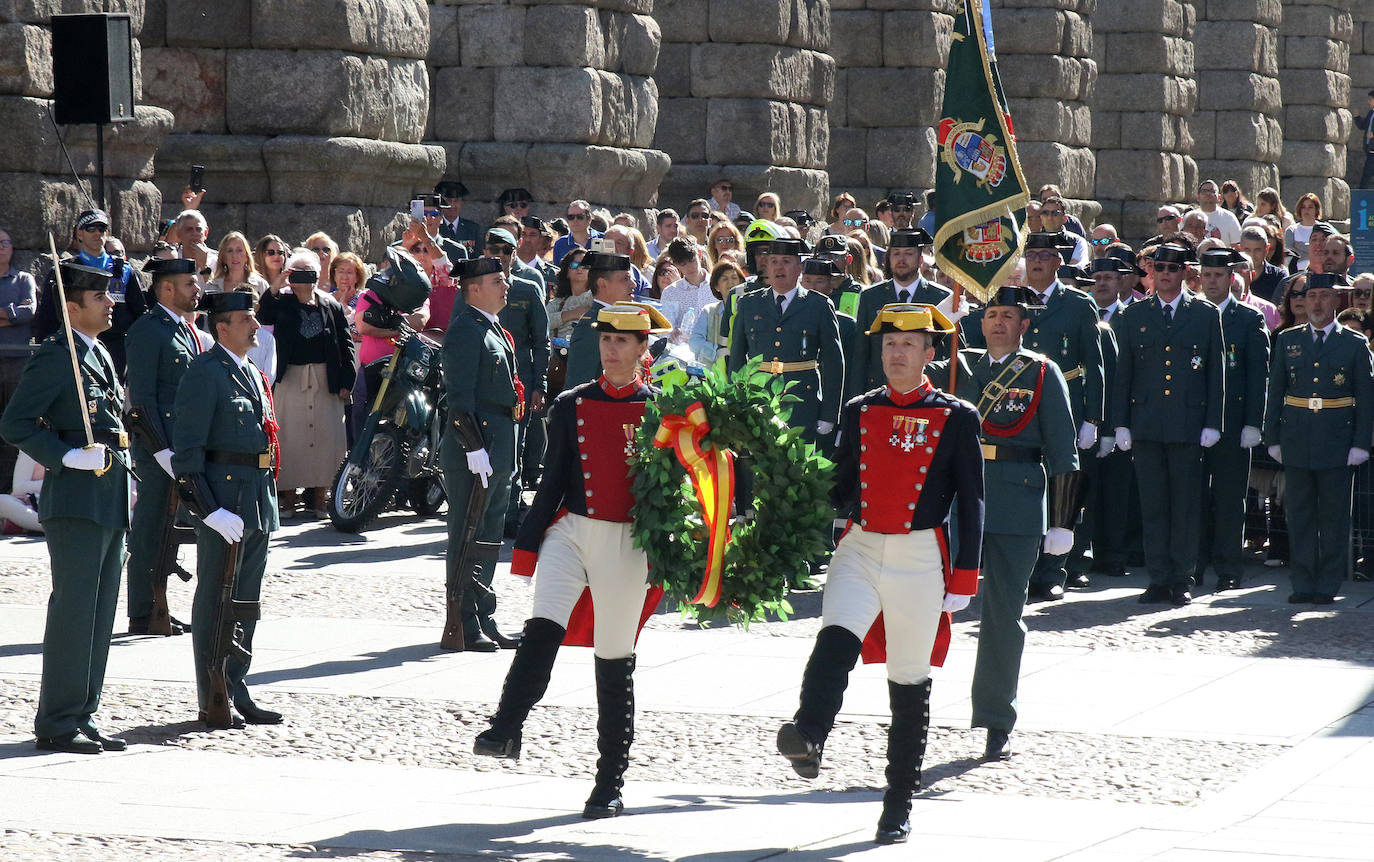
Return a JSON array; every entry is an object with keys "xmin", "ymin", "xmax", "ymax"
[
  {"xmin": 473, "ymin": 617, "xmax": 565, "ymax": 759},
  {"xmin": 875, "ymin": 678, "xmax": 931, "ymax": 845},
  {"xmin": 776, "ymin": 625, "xmax": 863, "ymax": 778},
  {"xmin": 583, "ymin": 654, "xmax": 636, "ymax": 819}
]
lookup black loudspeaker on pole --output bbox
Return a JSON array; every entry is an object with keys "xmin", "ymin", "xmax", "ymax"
[{"xmin": 50, "ymin": 13, "xmax": 136, "ymax": 210}]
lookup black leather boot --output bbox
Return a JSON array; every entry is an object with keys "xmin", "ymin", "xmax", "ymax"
[
  {"xmin": 875, "ymin": 678, "xmax": 930, "ymax": 845},
  {"xmin": 473, "ymin": 617, "xmax": 565, "ymax": 759},
  {"xmin": 583, "ymin": 654, "xmax": 636, "ymax": 819},
  {"xmin": 777, "ymin": 625, "xmax": 863, "ymax": 779}
]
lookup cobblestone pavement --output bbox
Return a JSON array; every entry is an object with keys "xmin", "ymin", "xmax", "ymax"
[{"xmin": 0, "ymin": 832, "xmax": 496, "ymax": 862}]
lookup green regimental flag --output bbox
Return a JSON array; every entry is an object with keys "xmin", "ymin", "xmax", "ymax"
[{"xmin": 933, "ymin": 0, "xmax": 1030, "ymax": 302}]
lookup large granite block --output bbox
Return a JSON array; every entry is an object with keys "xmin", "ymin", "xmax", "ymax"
[
  {"xmin": 690, "ymin": 44, "xmax": 834, "ymax": 105},
  {"xmin": 845, "ymin": 67, "xmax": 941, "ymax": 128},
  {"xmin": 495, "ymin": 67, "xmax": 601, "ymax": 144},
  {"xmin": 141, "ymin": 46, "xmax": 225, "ymax": 134},
  {"xmin": 653, "ymin": 97, "xmax": 706, "ymax": 165},
  {"xmin": 166, "ymin": 0, "xmax": 250, "ymax": 49},
  {"xmin": 882, "ymin": 11, "xmax": 952, "ymax": 69},
  {"xmin": 252, "ymin": 0, "xmax": 429, "ymax": 59},
  {"xmin": 0, "ymin": 22, "xmax": 52, "ymax": 97},
  {"xmin": 261, "ymin": 136, "xmax": 445, "ymax": 207},
  {"xmin": 865, "ymin": 126, "xmax": 937, "ymax": 188},
  {"xmin": 432, "ymin": 65, "xmax": 494, "ymax": 142},
  {"xmin": 152, "ymin": 133, "xmax": 270, "ymax": 203},
  {"xmin": 458, "ymin": 4, "xmax": 524, "ymax": 67},
  {"xmin": 524, "ymin": 5, "xmax": 602, "ymax": 68}
]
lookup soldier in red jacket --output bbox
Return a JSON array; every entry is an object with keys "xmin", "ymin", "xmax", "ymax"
[
  {"xmin": 473, "ymin": 303, "xmax": 670, "ymax": 821},
  {"xmin": 776, "ymin": 303, "xmax": 985, "ymax": 846}
]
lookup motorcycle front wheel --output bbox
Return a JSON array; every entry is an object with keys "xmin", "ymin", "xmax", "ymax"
[
  {"xmin": 329, "ymin": 425, "xmax": 405, "ymax": 533},
  {"xmin": 408, "ymin": 475, "xmax": 447, "ymax": 517}
]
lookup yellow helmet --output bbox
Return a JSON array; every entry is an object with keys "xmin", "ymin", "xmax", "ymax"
[{"xmin": 744, "ymin": 219, "xmax": 782, "ymax": 245}]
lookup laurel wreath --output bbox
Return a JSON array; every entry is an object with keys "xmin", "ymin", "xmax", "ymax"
[{"xmin": 629, "ymin": 356, "xmax": 835, "ymax": 625}]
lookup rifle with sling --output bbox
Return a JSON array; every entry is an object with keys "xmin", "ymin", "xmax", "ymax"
[
  {"xmin": 439, "ymin": 413, "xmax": 502, "ymax": 650},
  {"xmin": 204, "ymin": 540, "xmax": 259, "ymax": 728},
  {"xmin": 128, "ymin": 404, "xmax": 195, "ymax": 635}
]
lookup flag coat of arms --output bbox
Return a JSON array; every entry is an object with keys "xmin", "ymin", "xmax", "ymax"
[{"xmin": 933, "ymin": 0, "xmax": 1031, "ymax": 302}]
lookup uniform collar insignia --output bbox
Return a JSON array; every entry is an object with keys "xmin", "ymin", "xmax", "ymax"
[
  {"xmin": 599, "ymin": 375, "xmax": 643, "ymax": 399},
  {"xmin": 887, "ymin": 377, "xmax": 935, "ymax": 407}
]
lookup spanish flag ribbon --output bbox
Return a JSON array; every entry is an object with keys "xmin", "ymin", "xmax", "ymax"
[{"xmin": 653, "ymin": 401, "xmax": 734, "ymax": 607}]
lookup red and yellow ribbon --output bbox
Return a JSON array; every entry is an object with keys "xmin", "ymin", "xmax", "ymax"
[{"xmin": 653, "ymin": 401, "xmax": 735, "ymax": 607}]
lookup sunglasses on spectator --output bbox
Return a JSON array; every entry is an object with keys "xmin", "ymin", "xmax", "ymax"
[
  {"xmin": 687, "ymin": 212, "xmax": 708, "ymax": 220},
  {"xmin": 310, "ymin": 246, "xmax": 332, "ymax": 254},
  {"xmin": 715, "ymin": 185, "xmax": 733, "ymax": 191},
  {"xmin": 265, "ymin": 249, "xmax": 285, "ymax": 256},
  {"xmin": 568, "ymin": 212, "xmax": 589, "ymax": 221},
  {"xmin": 1355, "ymin": 289, "xmax": 1372, "ymax": 297},
  {"xmin": 0, "ymin": 240, "xmax": 12, "ymax": 248},
  {"xmin": 568, "ymin": 260, "xmax": 584, "ymax": 269},
  {"xmin": 714, "ymin": 236, "xmax": 737, "ymax": 246},
  {"xmin": 1089, "ymin": 236, "xmax": 1113, "ymax": 246},
  {"xmin": 423, "ymin": 209, "xmax": 440, "ymax": 218},
  {"xmin": 81, "ymin": 225, "xmax": 109, "ymax": 233},
  {"xmin": 892, "ymin": 205, "xmax": 914, "ymax": 212},
  {"xmin": 1155, "ymin": 263, "xmax": 1185, "ymax": 273},
  {"xmin": 1025, "ymin": 251, "xmax": 1060, "ymax": 261},
  {"xmin": 758, "ymin": 201, "xmax": 776, "ymax": 209},
  {"xmin": 486, "ymin": 244, "xmax": 514, "ymax": 254},
  {"xmin": 1041, "ymin": 209, "xmax": 1064, "ymax": 217},
  {"xmin": 843, "ymin": 218, "xmax": 867, "ymax": 227},
  {"xmin": 1156, "ymin": 216, "xmax": 1177, "ymax": 223}
]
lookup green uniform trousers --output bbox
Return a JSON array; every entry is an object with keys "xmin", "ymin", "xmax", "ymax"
[
  {"xmin": 126, "ymin": 444, "xmax": 171, "ymax": 620},
  {"xmin": 1284, "ymin": 466, "xmax": 1353, "ymax": 597},
  {"xmin": 190, "ymin": 526, "xmax": 269, "ymax": 712},
  {"xmin": 970, "ymin": 532, "xmax": 1041, "ymax": 733},
  {"xmin": 441, "ymin": 421, "xmax": 515, "ymax": 633},
  {"xmin": 1133, "ymin": 440, "xmax": 1204, "ymax": 588},
  {"xmin": 35, "ymin": 518, "xmax": 126, "ymax": 738},
  {"xmin": 1197, "ymin": 443, "xmax": 1251, "ymax": 582}
]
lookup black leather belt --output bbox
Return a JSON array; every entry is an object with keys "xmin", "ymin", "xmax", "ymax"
[
  {"xmin": 208, "ymin": 451, "xmax": 273, "ymax": 469},
  {"xmin": 980, "ymin": 443, "xmax": 1041, "ymax": 463},
  {"xmin": 59, "ymin": 430, "xmax": 129, "ymax": 449}
]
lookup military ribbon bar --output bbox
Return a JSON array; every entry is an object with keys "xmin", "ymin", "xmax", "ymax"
[{"xmin": 652, "ymin": 401, "xmax": 734, "ymax": 608}]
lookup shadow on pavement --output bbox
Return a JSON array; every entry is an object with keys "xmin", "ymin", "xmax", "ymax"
[
  {"xmin": 0, "ymin": 642, "xmax": 42, "ymax": 658},
  {"xmin": 247, "ymin": 642, "xmax": 449, "ymax": 686}
]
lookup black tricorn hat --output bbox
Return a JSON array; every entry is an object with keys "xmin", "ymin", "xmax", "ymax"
[
  {"xmin": 434, "ymin": 179, "xmax": 468, "ymax": 199},
  {"xmin": 581, "ymin": 251, "xmax": 632, "ymax": 272},
  {"xmin": 985, "ymin": 285, "xmax": 1043, "ymax": 308},
  {"xmin": 1105, "ymin": 245, "xmax": 1146, "ymax": 276},
  {"xmin": 453, "ymin": 257, "xmax": 504, "ymax": 280},
  {"xmin": 889, "ymin": 228, "xmax": 934, "ymax": 248},
  {"xmin": 197, "ymin": 291, "xmax": 254, "ymax": 313},
  {"xmin": 1089, "ymin": 257, "xmax": 1130, "ymax": 275},
  {"xmin": 768, "ymin": 237, "xmax": 806, "ymax": 257},
  {"xmin": 59, "ymin": 262, "xmax": 112, "ymax": 294},
  {"xmin": 498, "ymin": 187, "xmax": 533, "ymax": 205},
  {"xmin": 142, "ymin": 257, "xmax": 197, "ymax": 276},
  {"xmin": 1025, "ymin": 232, "xmax": 1067, "ymax": 254},
  {"xmin": 1306, "ymin": 272, "xmax": 1351, "ymax": 291},
  {"xmin": 1152, "ymin": 243, "xmax": 1197, "ymax": 265},
  {"xmin": 802, "ymin": 257, "xmax": 840, "ymax": 276},
  {"xmin": 1199, "ymin": 248, "xmax": 1247, "ymax": 269}
]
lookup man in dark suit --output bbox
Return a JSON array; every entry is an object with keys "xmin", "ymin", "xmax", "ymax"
[
  {"xmin": 1112, "ymin": 241, "xmax": 1226, "ymax": 606},
  {"xmin": 1355, "ymin": 89, "xmax": 1374, "ymax": 190},
  {"xmin": 1194, "ymin": 250, "xmax": 1270, "ymax": 590},
  {"xmin": 435, "ymin": 180, "xmax": 482, "ymax": 256},
  {"xmin": 1, "ymin": 263, "xmax": 132, "ymax": 753},
  {"xmin": 1264, "ymin": 272, "xmax": 1374, "ymax": 603}
]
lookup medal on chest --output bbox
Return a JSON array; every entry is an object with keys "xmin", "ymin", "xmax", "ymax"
[
  {"xmin": 1335, "ymin": 371, "xmax": 1347, "ymax": 387},
  {"xmin": 623, "ymin": 422, "xmax": 638, "ymax": 458},
  {"xmin": 889, "ymin": 415, "xmax": 929, "ymax": 451},
  {"xmin": 1227, "ymin": 344, "xmax": 1237, "ymax": 368}
]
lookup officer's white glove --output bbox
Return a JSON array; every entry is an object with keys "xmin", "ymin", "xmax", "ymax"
[
  {"xmin": 1077, "ymin": 421, "xmax": 1097, "ymax": 450},
  {"xmin": 1267, "ymin": 444, "xmax": 1283, "ymax": 464},
  {"xmin": 941, "ymin": 593, "xmax": 972, "ymax": 614},
  {"xmin": 936, "ymin": 294, "xmax": 971, "ymax": 324},
  {"xmin": 816, "ymin": 420, "xmax": 835, "ymax": 436},
  {"xmin": 1043, "ymin": 527, "xmax": 1074, "ymax": 555},
  {"xmin": 154, "ymin": 448, "xmax": 176, "ymax": 477},
  {"xmin": 1200, "ymin": 428, "xmax": 1221, "ymax": 448},
  {"xmin": 1349, "ymin": 447, "xmax": 1370, "ymax": 467},
  {"xmin": 1114, "ymin": 427, "xmax": 1132, "ymax": 452},
  {"xmin": 1096, "ymin": 434, "xmax": 1116, "ymax": 458},
  {"xmin": 61, "ymin": 444, "xmax": 108, "ymax": 472},
  {"xmin": 1239, "ymin": 426, "xmax": 1262, "ymax": 449},
  {"xmin": 203, "ymin": 508, "xmax": 244, "ymax": 543},
  {"xmin": 466, "ymin": 448, "xmax": 493, "ymax": 488}
]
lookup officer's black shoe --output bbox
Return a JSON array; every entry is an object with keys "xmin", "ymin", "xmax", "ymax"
[
  {"xmin": 983, "ymin": 729, "xmax": 1012, "ymax": 761},
  {"xmin": 79, "ymin": 725, "xmax": 127, "ymax": 751},
  {"xmin": 463, "ymin": 631, "xmax": 499, "ymax": 652},
  {"xmin": 199, "ymin": 709, "xmax": 246, "ymax": 730},
  {"xmin": 1287, "ymin": 592, "xmax": 1314, "ymax": 604},
  {"xmin": 1170, "ymin": 586, "xmax": 1192, "ymax": 607},
  {"xmin": 1312, "ymin": 594, "xmax": 1335, "ymax": 605},
  {"xmin": 582, "ymin": 785, "xmax": 625, "ymax": 819},
  {"xmin": 481, "ymin": 620, "xmax": 523, "ymax": 650},
  {"xmin": 1215, "ymin": 576, "xmax": 1240, "ymax": 592},
  {"xmin": 473, "ymin": 728, "xmax": 521, "ymax": 759},
  {"xmin": 1067, "ymin": 573, "xmax": 1091, "ymax": 589},
  {"xmin": 1138, "ymin": 585, "xmax": 1171, "ymax": 604},
  {"xmin": 874, "ymin": 790, "xmax": 912, "ymax": 845},
  {"xmin": 503, "ymin": 520, "xmax": 521, "ymax": 539},
  {"xmin": 36, "ymin": 731, "xmax": 102, "ymax": 754},
  {"xmin": 777, "ymin": 722, "xmax": 823, "ymax": 778},
  {"xmin": 128, "ymin": 616, "xmax": 187, "ymax": 636},
  {"xmin": 235, "ymin": 702, "xmax": 284, "ymax": 725}
]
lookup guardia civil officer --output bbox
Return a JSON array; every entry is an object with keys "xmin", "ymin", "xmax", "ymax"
[
  {"xmin": 1, "ymin": 263, "xmax": 132, "ymax": 753},
  {"xmin": 124, "ymin": 258, "xmax": 201, "ymax": 636},
  {"xmin": 728, "ymin": 237, "xmax": 844, "ymax": 445},
  {"xmin": 932, "ymin": 286, "xmax": 1078, "ymax": 762},
  {"xmin": 564, "ymin": 251, "xmax": 638, "ymax": 389},
  {"xmin": 777, "ymin": 304, "xmax": 983, "ymax": 845},
  {"xmin": 172, "ymin": 291, "xmax": 282, "ymax": 728},
  {"xmin": 850, "ymin": 229, "xmax": 952, "ymax": 399},
  {"xmin": 435, "ymin": 180, "xmax": 482, "ymax": 255},
  {"xmin": 1194, "ymin": 249, "xmax": 1269, "ymax": 591},
  {"xmin": 1263, "ymin": 272, "xmax": 1374, "ymax": 603},
  {"xmin": 442, "ymin": 256, "xmax": 523, "ymax": 651},
  {"xmin": 474, "ymin": 303, "xmax": 670, "ymax": 821},
  {"xmin": 1113, "ymin": 240, "xmax": 1225, "ymax": 606}
]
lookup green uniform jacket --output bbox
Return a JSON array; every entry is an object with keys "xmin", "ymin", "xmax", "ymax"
[
  {"xmin": 728, "ymin": 284, "xmax": 845, "ymax": 431},
  {"xmin": 1112, "ymin": 292, "xmax": 1225, "ymax": 441},
  {"xmin": 932, "ymin": 348, "xmax": 1078, "ymax": 536},
  {"xmin": 1216, "ymin": 299, "xmax": 1270, "ymax": 440},
  {"xmin": 564, "ymin": 299, "xmax": 612, "ymax": 389},
  {"xmin": 171, "ymin": 345, "xmax": 279, "ymax": 532},
  {"xmin": 1024, "ymin": 282, "xmax": 1105, "ymax": 425},
  {"xmin": 444, "ymin": 305, "xmax": 521, "ymax": 427},
  {"xmin": 1263, "ymin": 323, "xmax": 1374, "ymax": 470},
  {"xmin": 851, "ymin": 276, "xmax": 952, "ymax": 399},
  {"xmin": 439, "ymin": 219, "xmax": 482, "ymax": 257},
  {"xmin": 0, "ymin": 333, "xmax": 131, "ymax": 529},
  {"xmin": 125, "ymin": 306, "xmax": 199, "ymax": 449},
  {"xmin": 497, "ymin": 272, "xmax": 551, "ymax": 395}
]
